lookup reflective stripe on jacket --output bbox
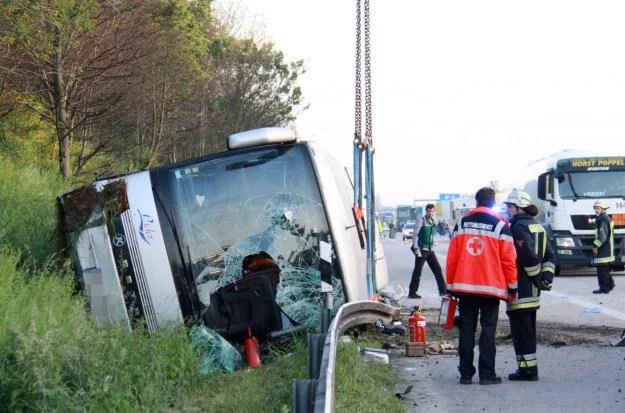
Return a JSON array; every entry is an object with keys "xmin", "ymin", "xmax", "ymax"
[
  {"xmin": 593, "ymin": 213, "xmax": 614, "ymax": 265},
  {"xmin": 506, "ymin": 213, "xmax": 555, "ymax": 312},
  {"xmin": 446, "ymin": 206, "xmax": 518, "ymax": 301}
]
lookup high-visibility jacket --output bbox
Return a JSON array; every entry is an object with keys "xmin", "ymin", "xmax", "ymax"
[
  {"xmin": 593, "ymin": 213, "xmax": 614, "ymax": 265},
  {"xmin": 446, "ymin": 206, "xmax": 517, "ymax": 301},
  {"xmin": 506, "ymin": 213, "xmax": 556, "ymax": 312}
]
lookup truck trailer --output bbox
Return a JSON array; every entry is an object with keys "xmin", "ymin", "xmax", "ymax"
[
  {"xmin": 57, "ymin": 128, "xmax": 388, "ymax": 335},
  {"xmin": 517, "ymin": 150, "xmax": 625, "ymax": 274}
]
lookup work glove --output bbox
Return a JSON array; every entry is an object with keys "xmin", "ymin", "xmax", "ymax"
[{"xmin": 539, "ymin": 279, "xmax": 552, "ymax": 291}]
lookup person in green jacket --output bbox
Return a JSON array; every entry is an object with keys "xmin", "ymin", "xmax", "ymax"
[
  {"xmin": 408, "ymin": 203, "xmax": 447, "ymax": 298},
  {"xmin": 592, "ymin": 200, "xmax": 615, "ymax": 294}
]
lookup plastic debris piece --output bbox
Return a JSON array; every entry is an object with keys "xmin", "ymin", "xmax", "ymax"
[
  {"xmin": 189, "ymin": 325, "xmax": 242, "ymax": 375},
  {"xmin": 378, "ymin": 283, "xmax": 405, "ymax": 304},
  {"xmin": 375, "ymin": 319, "xmax": 407, "ymax": 336},
  {"xmin": 360, "ymin": 347, "xmax": 390, "ymax": 364},
  {"xmin": 394, "ymin": 385, "xmax": 413, "ymax": 399}
]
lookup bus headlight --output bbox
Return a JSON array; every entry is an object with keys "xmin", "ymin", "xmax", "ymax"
[{"xmin": 555, "ymin": 237, "xmax": 575, "ymax": 248}]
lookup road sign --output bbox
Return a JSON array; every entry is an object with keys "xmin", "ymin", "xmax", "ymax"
[{"xmin": 438, "ymin": 193, "xmax": 461, "ymax": 201}]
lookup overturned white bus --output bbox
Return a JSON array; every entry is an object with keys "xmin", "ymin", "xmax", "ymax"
[{"xmin": 58, "ymin": 128, "xmax": 388, "ymax": 337}]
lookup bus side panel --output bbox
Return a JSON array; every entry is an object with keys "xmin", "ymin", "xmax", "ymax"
[
  {"xmin": 125, "ymin": 172, "xmax": 183, "ymax": 327},
  {"xmin": 75, "ymin": 225, "xmax": 131, "ymax": 328}
]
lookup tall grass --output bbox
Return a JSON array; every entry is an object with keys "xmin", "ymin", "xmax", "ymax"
[
  {"xmin": 0, "ymin": 157, "xmax": 203, "ymax": 412},
  {"xmin": 0, "ymin": 249, "xmax": 203, "ymax": 412},
  {"xmin": 0, "ymin": 157, "xmax": 68, "ymax": 265},
  {"xmin": 334, "ymin": 341, "xmax": 405, "ymax": 413}
]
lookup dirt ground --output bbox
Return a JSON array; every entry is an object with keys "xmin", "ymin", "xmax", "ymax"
[{"xmin": 535, "ymin": 320, "xmax": 624, "ymax": 346}]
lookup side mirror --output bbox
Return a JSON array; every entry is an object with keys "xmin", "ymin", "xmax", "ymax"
[
  {"xmin": 538, "ymin": 172, "xmax": 557, "ymax": 206},
  {"xmin": 537, "ymin": 173, "xmax": 548, "ymax": 200}
]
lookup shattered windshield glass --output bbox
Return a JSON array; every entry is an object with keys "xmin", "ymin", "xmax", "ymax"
[
  {"xmin": 152, "ymin": 144, "xmax": 344, "ymax": 327},
  {"xmin": 558, "ymin": 171, "xmax": 625, "ymax": 199}
]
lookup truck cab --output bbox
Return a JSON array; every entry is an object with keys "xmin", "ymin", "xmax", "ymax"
[{"xmin": 535, "ymin": 154, "xmax": 625, "ymax": 272}]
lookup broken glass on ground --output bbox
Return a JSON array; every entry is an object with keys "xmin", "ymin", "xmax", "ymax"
[{"xmin": 189, "ymin": 324, "xmax": 242, "ymax": 375}]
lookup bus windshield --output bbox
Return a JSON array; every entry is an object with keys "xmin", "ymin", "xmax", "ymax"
[
  {"xmin": 151, "ymin": 144, "xmax": 332, "ymax": 310},
  {"xmin": 557, "ymin": 170, "xmax": 625, "ymax": 199}
]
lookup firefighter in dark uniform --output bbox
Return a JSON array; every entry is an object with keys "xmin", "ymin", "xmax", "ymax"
[
  {"xmin": 504, "ymin": 189, "xmax": 555, "ymax": 381},
  {"xmin": 592, "ymin": 200, "xmax": 615, "ymax": 294}
]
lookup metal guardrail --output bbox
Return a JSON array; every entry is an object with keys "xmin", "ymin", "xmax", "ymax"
[{"xmin": 293, "ymin": 300, "xmax": 400, "ymax": 413}]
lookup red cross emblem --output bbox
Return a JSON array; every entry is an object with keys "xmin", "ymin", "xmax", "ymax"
[{"xmin": 466, "ymin": 237, "xmax": 485, "ymax": 256}]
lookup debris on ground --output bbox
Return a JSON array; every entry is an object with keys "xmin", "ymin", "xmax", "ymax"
[
  {"xmin": 394, "ymin": 385, "xmax": 413, "ymax": 400},
  {"xmin": 189, "ymin": 325, "xmax": 243, "ymax": 375},
  {"xmin": 427, "ymin": 341, "xmax": 457, "ymax": 355},
  {"xmin": 405, "ymin": 342, "xmax": 426, "ymax": 357},
  {"xmin": 375, "ymin": 318, "xmax": 408, "ymax": 336},
  {"xmin": 360, "ymin": 347, "xmax": 390, "ymax": 364}
]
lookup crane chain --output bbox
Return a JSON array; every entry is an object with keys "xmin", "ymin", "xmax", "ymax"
[
  {"xmin": 363, "ymin": 0, "xmax": 372, "ymax": 146},
  {"xmin": 354, "ymin": 0, "xmax": 362, "ymax": 147}
]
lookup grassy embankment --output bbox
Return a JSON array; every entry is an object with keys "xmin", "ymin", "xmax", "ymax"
[{"xmin": 0, "ymin": 158, "xmax": 404, "ymax": 412}]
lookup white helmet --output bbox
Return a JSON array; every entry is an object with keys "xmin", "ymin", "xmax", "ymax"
[
  {"xmin": 505, "ymin": 189, "xmax": 534, "ymax": 209},
  {"xmin": 593, "ymin": 200, "xmax": 609, "ymax": 210}
]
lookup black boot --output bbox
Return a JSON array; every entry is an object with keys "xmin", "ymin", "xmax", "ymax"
[{"xmin": 508, "ymin": 371, "xmax": 539, "ymax": 381}]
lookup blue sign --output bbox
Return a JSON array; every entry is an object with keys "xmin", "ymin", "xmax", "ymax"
[{"xmin": 439, "ymin": 193, "xmax": 461, "ymax": 201}]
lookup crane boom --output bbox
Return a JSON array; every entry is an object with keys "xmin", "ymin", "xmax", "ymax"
[{"xmin": 354, "ymin": 0, "xmax": 376, "ymax": 297}]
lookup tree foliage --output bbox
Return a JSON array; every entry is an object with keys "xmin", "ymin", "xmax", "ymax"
[
  {"xmin": 206, "ymin": 36, "xmax": 305, "ymax": 141},
  {"xmin": 0, "ymin": 0, "xmax": 306, "ymax": 178}
]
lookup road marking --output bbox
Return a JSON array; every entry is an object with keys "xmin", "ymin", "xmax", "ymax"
[{"xmin": 544, "ymin": 291, "xmax": 625, "ymax": 322}]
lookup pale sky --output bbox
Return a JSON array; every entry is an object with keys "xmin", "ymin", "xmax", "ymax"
[{"xmin": 216, "ymin": 0, "xmax": 625, "ymax": 205}]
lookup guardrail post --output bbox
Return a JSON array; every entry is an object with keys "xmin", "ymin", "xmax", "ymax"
[
  {"xmin": 308, "ymin": 333, "xmax": 326, "ymax": 379},
  {"xmin": 320, "ymin": 308, "xmax": 331, "ymax": 334},
  {"xmin": 292, "ymin": 379, "xmax": 316, "ymax": 413},
  {"xmin": 292, "ymin": 301, "xmax": 400, "ymax": 413}
]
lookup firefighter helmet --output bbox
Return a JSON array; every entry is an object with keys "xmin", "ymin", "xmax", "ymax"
[
  {"xmin": 504, "ymin": 189, "xmax": 535, "ymax": 208},
  {"xmin": 593, "ymin": 200, "xmax": 609, "ymax": 210}
]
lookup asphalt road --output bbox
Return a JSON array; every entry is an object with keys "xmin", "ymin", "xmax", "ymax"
[{"xmin": 379, "ymin": 234, "xmax": 625, "ymax": 413}]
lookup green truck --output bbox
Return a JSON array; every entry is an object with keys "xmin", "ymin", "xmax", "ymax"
[{"xmin": 396, "ymin": 205, "xmax": 422, "ymax": 227}]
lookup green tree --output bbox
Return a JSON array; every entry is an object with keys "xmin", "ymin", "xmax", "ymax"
[
  {"xmin": 194, "ymin": 35, "xmax": 306, "ymax": 154},
  {"xmin": 210, "ymin": 36, "xmax": 305, "ymax": 131},
  {"xmin": 0, "ymin": 0, "xmax": 150, "ymax": 178},
  {"xmin": 0, "ymin": 0, "xmax": 307, "ymax": 176},
  {"xmin": 0, "ymin": 106, "xmax": 56, "ymax": 169},
  {"xmin": 129, "ymin": 0, "xmax": 214, "ymax": 167}
]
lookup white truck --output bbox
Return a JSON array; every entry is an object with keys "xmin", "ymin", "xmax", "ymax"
[
  {"xmin": 450, "ymin": 196, "xmax": 476, "ymax": 228},
  {"xmin": 518, "ymin": 150, "xmax": 625, "ymax": 274}
]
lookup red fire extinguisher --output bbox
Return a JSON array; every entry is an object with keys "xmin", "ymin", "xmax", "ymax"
[
  {"xmin": 408, "ymin": 309, "xmax": 427, "ymax": 346},
  {"xmin": 244, "ymin": 327, "xmax": 262, "ymax": 368}
]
